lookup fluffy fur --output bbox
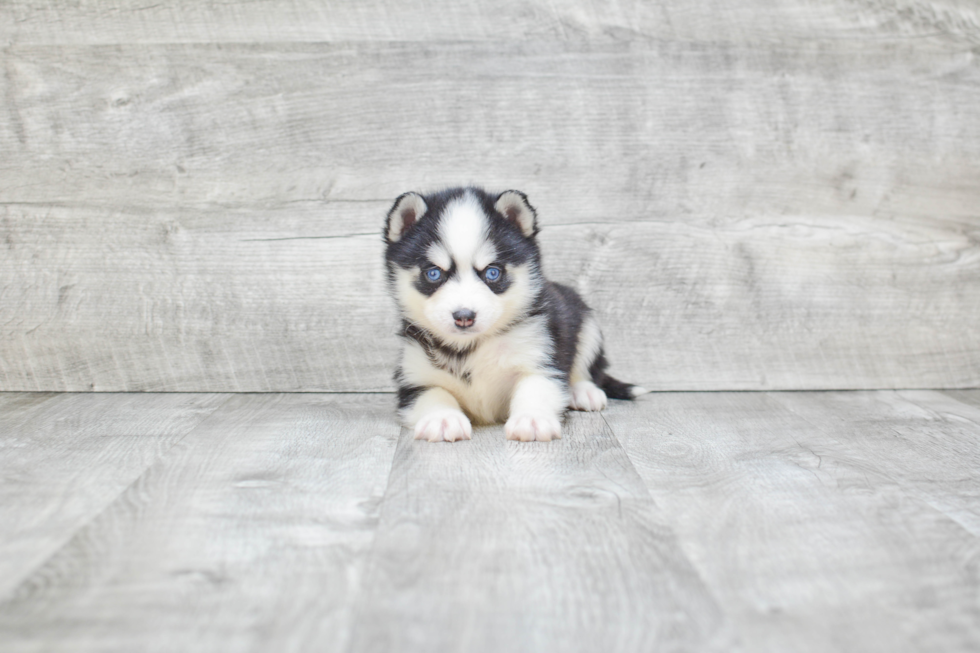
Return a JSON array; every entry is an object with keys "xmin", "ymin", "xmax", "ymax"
[{"xmin": 384, "ymin": 187, "xmax": 644, "ymax": 442}]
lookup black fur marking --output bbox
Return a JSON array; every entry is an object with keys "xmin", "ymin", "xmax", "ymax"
[
  {"xmin": 384, "ymin": 188, "xmax": 466, "ymax": 288},
  {"xmin": 588, "ymin": 348, "xmax": 636, "ymax": 400},
  {"xmin": 384, "ymin": 187, "xmax": 540, "ymax": 299},
  {"xmin": 399, "ymin": 320, "xmax": 473, "ymax": 383},
  {"xmin": 533, "ymin": 282, "xmax": 638, "ymax": 400},
  {"xmin": 393, "ymin": 366, "xmax": 427, "ymax": 410},
  {"xmin": 534, "ymin": 281, "xmax": 589, "ymax": 383},
  {"xmin": 384, "ymin": 186, "xmax": 640, "ymax": 416},
  {"xmin": 480, "ymin": 265, "xmax": 510, "ymax": 294},
  {"xmin": 396, "ymin": 381, "xmax": 426, "ymax": 410},
  {"xmin": 413, "ymin": 260, "xmax": 457, "ymax": 296}
]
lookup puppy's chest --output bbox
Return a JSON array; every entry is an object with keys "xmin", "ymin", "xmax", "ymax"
[
  {"xmin": 436, "ymin": 337, "xmax": 529, "ymax": 388},
  {"xmin": 428, "ymin": 331, "xmax": 549, "ymax": 422}
]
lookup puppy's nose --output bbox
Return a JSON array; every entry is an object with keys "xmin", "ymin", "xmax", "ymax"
[{"xmin": 452, "ymin": 309, "xmax": 476, "ymax": 329}]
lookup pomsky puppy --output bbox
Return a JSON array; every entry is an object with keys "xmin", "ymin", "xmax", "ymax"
[{"xmin": 384, "ymin": 187, "xmax": 644, "ymax": 442}]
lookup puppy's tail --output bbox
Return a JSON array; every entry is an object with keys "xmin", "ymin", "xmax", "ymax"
[{"xmin": 597, "ymin": 373, "xmax": 649, "ymax": 400}]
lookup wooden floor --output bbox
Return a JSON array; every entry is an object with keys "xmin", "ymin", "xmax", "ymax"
[{"xmin": 1, "ymin": 390, "xmax": 978, "ymax": 652}]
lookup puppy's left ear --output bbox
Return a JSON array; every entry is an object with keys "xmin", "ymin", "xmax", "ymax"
[
  {"xmin": 385, "ymin": 192, "xmax": 428, "ymax": 243},
  {"xmin": 495, "ymin": 190, "xmax": 538, "ymax": 238}
]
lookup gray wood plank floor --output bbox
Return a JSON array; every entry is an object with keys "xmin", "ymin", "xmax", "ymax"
[{"xmin": 1, "ymin": 390, "xmax": 977, "ymax": 652}]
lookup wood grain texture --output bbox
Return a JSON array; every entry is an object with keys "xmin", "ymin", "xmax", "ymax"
[
  {"xmin": 602, "ymin": 392, "xmax": 980, "ymax": 653},
  {"xmin": 348, "ymin": 412, "xmax": 725, "ymax": 653},
  {"xmin": 2, "ymin": 0, "xmax": 978, "ymax": 45},
  {"xmin": 0, "ymin": 392, "xmax": 228, "ymax": 597},
  {"xmin": 0, "ymin": 393, "xmax": 401, "ymax": 653},
  {"xmin": 3, "ymin": 390, "xmax": 977, "ymax": 651},
  {"xmin": 0, "ymin": 391, "xmax": 59, "ymax": 422},
  {"xmin": 943, "ymin": 389, "xmax": 980, "ymax": 409},
  {"xmin": 770, "ymin": 389, "xmax": 980, "ymax": 536},
  {"xmin": 0, "ymin": 204, "xmax": 396, "ymax": 392},
  {"xmin": 2, "ymin": 23, "xmax": 979, "ymax": 392},
  {"xmin": 2, "ymin": 204, "xmax": 977, "ymax": 391},
  {"xmin": 544, "ymin": 217, "xmax": 980, "ymax": 391},
  {"xmin": 3, "ymin": 41, "xmax": 979, "ymax": 213}
]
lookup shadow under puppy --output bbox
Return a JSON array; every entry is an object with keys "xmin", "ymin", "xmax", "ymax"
[{"xmin": 384, "ymin": 187, "xmax": 645, "ymax": 442}]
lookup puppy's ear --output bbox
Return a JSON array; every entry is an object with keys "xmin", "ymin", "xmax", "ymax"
[
  {"xmin": 495, "ymin": 190, "xmax": 538, "ymax": 238},
  {"xmin": 385, "ymin": 192, "xmax": 428, "ymax": 243}
]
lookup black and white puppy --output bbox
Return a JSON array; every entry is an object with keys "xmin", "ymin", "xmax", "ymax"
[{"xmin": 384, "ymin": 187, "xmax": 644, "ymax": 442}]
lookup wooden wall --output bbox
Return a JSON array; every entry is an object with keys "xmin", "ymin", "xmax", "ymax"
[{"xmin": 1, "ymin": 1, "xmax": 978, "ymax": 392}]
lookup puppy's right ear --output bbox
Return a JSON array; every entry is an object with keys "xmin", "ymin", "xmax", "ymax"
[{"xmin": 385, "ymin": 192, "xmax": 428, "ymax": 243}]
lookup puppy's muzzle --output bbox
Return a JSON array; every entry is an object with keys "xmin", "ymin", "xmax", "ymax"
[{"xmin": 452, "ymin": 309, "xmax": 476, "ymax": 329}]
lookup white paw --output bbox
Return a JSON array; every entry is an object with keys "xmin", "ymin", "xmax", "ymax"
[
  {"xmin": 505, "ymin": 413, "xmax": 562, "ymax": 442},
  {"xmin": 569, "ymin": 381, "xmax": 607, "ymax": 412},
  {"xmin": 414, "ymin": 409, "xmax": 472, "ymax": 442}
]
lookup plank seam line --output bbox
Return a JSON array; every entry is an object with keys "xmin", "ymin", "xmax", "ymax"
[
  {"xmin": 905, "ymin": 391, "xmax": 980, "ymax": 434},
  {"xmin": 597, "ymin": 409, "xmax": 657, "ymax": 506},
  {"xmin": 0, "ymin": 392, "xmax": 241, "ymax": 605},
  {"xmin": 596, "ymin": 407, "xmax": 734, "ymax": 620},
  {"xmin": 1, "ymin": 388, "xmax": 979, "ymax": 396},
  {"xmin": 0, "ymin": 391, "xmax": 399, "ymax": 396},
  {"xmin": 240, "ymin": 232, "xmax": 376, "ymax": 242},
  {"xmin": 341, "ymin": 425, "xmax": 406, "ymax": 653},
  {"xmin": 765, "ymin": 391, "xmax": 980, "ymax": 542},
  {"xmin": 0, "ymin": 199, "xmax": 389, "ymax": 208}
]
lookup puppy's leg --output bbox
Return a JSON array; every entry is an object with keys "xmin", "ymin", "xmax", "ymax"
[
  {"xmin": 569, "ymin": 380, "xmax": 608, "ymax": 411},
  {"xmin": 405, "ymin": 387, "xmax": 472, "ymax": 442},
  {"xmin": 568, "ymin": 315, "xmax": 607, "ymax": 412},
  {"xmin": 505, "ymin": 375, "xmax": 566, "ymax": 442}
]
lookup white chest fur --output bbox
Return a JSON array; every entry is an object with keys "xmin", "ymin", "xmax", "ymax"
[{"xmin": 400, "ymin": 316, "xmax": 556, "ymax": 424}]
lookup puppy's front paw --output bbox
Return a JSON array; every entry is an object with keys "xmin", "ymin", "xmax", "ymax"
[
  {"xmin": 414, "ymin": 409, "xmax": 472, "ymax": 442},
  {"xmin": 569, "ymin": 381, "xmax": 607, "ymax": 412},
  {"xmin": 505, "ymin": 413, "xmax": 562, "ymax": 442}
]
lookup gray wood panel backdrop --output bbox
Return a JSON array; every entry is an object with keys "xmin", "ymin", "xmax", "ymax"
[{"xmin": 2, "ymin": 1, "xmax": 979, "ymax": 392}]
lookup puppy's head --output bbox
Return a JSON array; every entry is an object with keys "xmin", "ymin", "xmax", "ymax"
[{"xmin": 384, "ymin": 187, "xmax": 543, "ymax": 349}]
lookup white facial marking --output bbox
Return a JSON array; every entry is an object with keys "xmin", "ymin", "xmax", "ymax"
[
  {"xmin": 440, "ymin": 193, "xmax": 487, "ymax": 269},
  {"xmin": 427, "ymin": 242, "xmax": 451, "ymax": 271},
  {"xmin": 395, "ymin": 267, "xmax": 428, "ymax": 322},
  {"xmin": 474, "ymin": 240, "xmax": 498, "ymax": 271},
  {"xmin": 423, "ymin": 266, "xmax": 502, "ymax": 344},
  {"xmin": 395, "ymin": 191, "xmax": 542, "ymax": 352}
]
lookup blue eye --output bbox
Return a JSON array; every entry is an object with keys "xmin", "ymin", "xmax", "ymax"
[
  {"xmin": 484, "ymin": 266, "xmax": 501, "ymax": 282},
  {"xmin": 425, "ymin": 268, "xmax": 442, "ymax": 282}
]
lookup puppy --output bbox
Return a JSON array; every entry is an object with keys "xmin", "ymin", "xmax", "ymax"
[{"xmin": 383, "ymin": 187, "xmax": 644, "ymax": 442}]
